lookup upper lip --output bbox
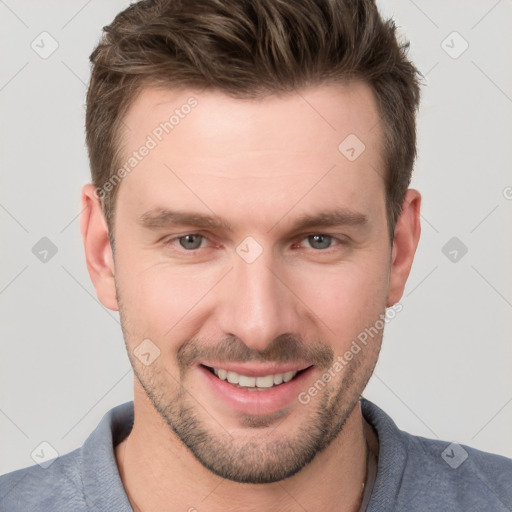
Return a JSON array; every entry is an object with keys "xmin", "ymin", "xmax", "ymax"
[{"xmin": 199, "ymin": 361, "xmax": 312, "ymax": 377}]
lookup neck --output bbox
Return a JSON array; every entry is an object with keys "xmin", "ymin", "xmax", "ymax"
[{"xmin": 115, "ymin": 386, "xmax": 376, "ymax": 512}]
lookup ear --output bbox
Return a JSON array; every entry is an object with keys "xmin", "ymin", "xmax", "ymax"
[
  {"xmin": 80, "ymin": 184, "xmax": 119, "ymax": 311},
  {"xmin": 386, "ymin": 189, "xmax": 421, "ymax": 307}
]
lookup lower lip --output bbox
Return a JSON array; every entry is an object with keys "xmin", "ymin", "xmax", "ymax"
[{"xmin": 197, "ymin": 364, "xmax": 315, "ymax": 416}]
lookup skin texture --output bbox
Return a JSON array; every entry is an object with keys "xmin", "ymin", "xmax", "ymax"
[{"xmin": 81, "ymin": 82, "xmax": 421, "ymax": 512}]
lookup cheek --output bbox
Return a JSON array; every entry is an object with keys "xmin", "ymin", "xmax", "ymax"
[
  {"xmin": 290, "ymin": 260, "xmax": 389, "ymax": 342},
  {"xmin": 115, "ymin": 235, "xmax": 390, "ymax": 353},
  {"xmin": 115, "ymin": 259, "xmax": 221, "ymax": 341}
]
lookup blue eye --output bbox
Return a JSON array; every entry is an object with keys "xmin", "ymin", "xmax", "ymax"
[
  {"xmin": 305, "ymin": 234, "xmax": 334, "ymax": 250},
  {"xmin": 178, "ymin": 234, "xmax": 204, "ymax": 250},
  {"xmin": 164, "ymin": 233, "xmax": 344, "ymax": 255}
]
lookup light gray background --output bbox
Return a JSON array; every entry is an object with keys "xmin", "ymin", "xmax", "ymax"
[{"xmin": 1, "ymin": 0, "xmax": 511, "ymax": 475}]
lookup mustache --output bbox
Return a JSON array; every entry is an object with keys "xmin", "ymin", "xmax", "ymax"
[{"xmin": 177, "ymin": 333, "xmax": 334, "ymax": 371}]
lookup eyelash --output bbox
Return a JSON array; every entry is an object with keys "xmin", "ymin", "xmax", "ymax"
[{"xmin": 161, "ymin": 233, "xmax": 348, "ymax": 254}]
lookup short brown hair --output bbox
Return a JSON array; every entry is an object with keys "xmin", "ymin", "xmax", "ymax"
[{"xmin": 86, "ymin": 0, "xmax": 421, "ymax": 242}]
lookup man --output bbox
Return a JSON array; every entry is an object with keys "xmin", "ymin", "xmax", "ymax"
[{"xmin": 1, "ymin": 0, "xmax": 511, "ymax": 510}]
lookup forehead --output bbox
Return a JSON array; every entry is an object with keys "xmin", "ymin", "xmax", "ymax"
[
  {"xmin": 121, "ymin": 82, "xmax": 382, "ymax": 157},
  {"xmin": 115, "ymin": 82, "xmax": 385, "ymax": 229}
]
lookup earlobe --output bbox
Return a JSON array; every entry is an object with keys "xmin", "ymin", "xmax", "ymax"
[
  {"xmin": 386, "ymin": 189, "xmax": 421, "ymax": 307},
  {"xmin": 80, "ymin": 184, "xmax": 119, "ymax": 311}
]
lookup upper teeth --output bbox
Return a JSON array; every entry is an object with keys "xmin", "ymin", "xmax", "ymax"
[{"xmin": 213, "ymin": 368, "xmax": 298, "ymax": 388}]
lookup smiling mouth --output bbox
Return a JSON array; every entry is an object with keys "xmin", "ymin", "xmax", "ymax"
[{"xmin": 201, "ymin": 364, "xmax": 312, "ymax": 390}]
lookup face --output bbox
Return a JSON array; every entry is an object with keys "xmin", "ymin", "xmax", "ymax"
[{"xmin": 83, "ymin": 82, "xmax": 419, "ymax": 484}]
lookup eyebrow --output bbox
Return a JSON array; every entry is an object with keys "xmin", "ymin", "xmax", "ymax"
[
  {"xmin": 289, "ymin": 209, "xmax": 368, "ymax": 232},
  {"xmin": 138, "ymin": 209, "xmax": 233, "ymax": 231},
  {"xmin": 138, "ymin": 207, "xmax": 368, "ymax": 233}
]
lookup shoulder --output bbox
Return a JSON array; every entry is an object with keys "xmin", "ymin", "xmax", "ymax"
[
  {"xmin": 361, "ymin": 398, "xmax": 512, "ymax": 511},
  {"xmin": 0, "ymin": 401, "xmax": 134, "ymax": 512},
  {"xmin": 400, "ymin": 431, "xmax": 512, "ymax": 510},
  {"xmin": 0, "ymin": 449, "xmax": 88, "ymax": 511}
]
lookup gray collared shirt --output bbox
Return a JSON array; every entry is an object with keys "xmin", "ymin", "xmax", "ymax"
[{"xmin": 1, "ymin": 398, "xmax": 511, "ymax": 511}]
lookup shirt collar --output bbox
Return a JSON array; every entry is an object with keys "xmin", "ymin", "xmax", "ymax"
[{"xmin": 79, "ymin": 398, "xmax": 408, "ymax": 511}]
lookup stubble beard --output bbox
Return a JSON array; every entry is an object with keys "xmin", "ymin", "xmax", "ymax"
[
  {"xmin": 116, "ymin": 278, "xmax": 383, "ymax": 484},
  {"xmin": 127, "ymin": 335, "xmax": 381, "ymax": 484}
]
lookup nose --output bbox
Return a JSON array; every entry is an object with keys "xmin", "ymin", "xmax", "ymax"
[{"xmin": 215, "ymin": 247, "xmax": 299, "ymax": 353}]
